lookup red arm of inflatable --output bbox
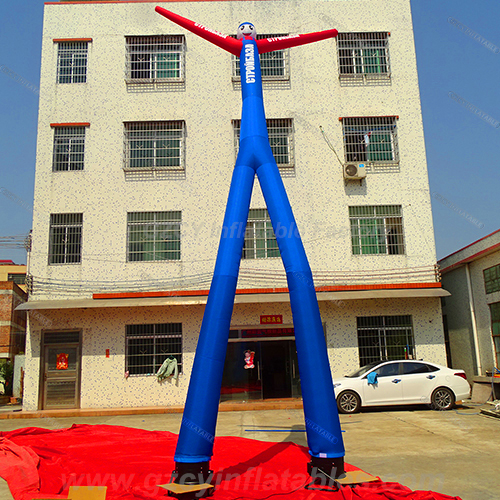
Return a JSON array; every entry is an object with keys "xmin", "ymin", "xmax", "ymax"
[
  {"xmin": 256, "ymin": 29, "xmax": 338, "ymax": 54},
  {"xmin": 155, "ymin": 7, "xmax": 242, "ymax": 56}
]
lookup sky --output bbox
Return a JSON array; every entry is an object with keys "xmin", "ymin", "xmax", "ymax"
[{"xmin": 0, "ymin": 0, "xmax": 499, "ymax": 266}]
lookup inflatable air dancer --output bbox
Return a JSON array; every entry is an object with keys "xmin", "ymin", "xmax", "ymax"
[{"xmin": 155, "ymin": 6, "xmax": 345, "ymax": 490}]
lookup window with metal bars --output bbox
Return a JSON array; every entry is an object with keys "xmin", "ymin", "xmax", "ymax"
[
  {"xmin": 127, "ymin": 211, "xmax": 181, "ymax": 262},
  {"xmin": 7, "ymin": 273, "xmax": 26, "ymax": 285},
  {"xmin": 337, "ymin": 32, "xmax": 390, "ymax": 78},
  {"xmin": 49, "ymin": 214, "xmax": 83, "ymax": 264},
  {"xmin": 357, "ymin": 316, "xmax": 415, "ymax": 367},
  {"xmin": 349, "ymin": 206, "xmax": 404, "ymax": 255},
  {"xmin": 484, "ymin": 264, "xmax": 500, "ymax": 294},
  {"xmin": 233, "ymin": 119, "xmax": 294, "ymax": 169},
  {"xmin": 125, "ymin": 35, "xmax": 185, "ymax": 82},
  {"xmin": 57, "ymin": 42, "xmax": 88, "ymax": 84},
  {"xmin": 243, "ymin": 209, "xmax": 279, "ymax": 260},
  {"xmin": 126, "ymin": 323, "xmax": 182, "ymax": 376},
  {"xmin": 490, "ymin": 302, "xmax": 500, "ymax": 368},
  {"xmin": 342, "ymin": 116, "xmax": 398, "ymax": 164},
  {"xmin": 124, "ymin": 121, "xmax": 185, "ymax": 170},
  {"xmin": 52, "ymin": 127, "xmax": 86, "ymax": 171},
  {"xmin": 231, "ymin": 34, "xmax": 289, "ymax": 80}
]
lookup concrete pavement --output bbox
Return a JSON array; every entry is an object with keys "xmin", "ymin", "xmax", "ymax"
[{"xmin": 0, "ymin": 404, "xmax": 498, "ymax": 500}]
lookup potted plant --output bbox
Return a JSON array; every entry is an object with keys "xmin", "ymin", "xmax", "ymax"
[{"xmin": 0, "ymin": 361, "xmax": 15, "ymax": 401}]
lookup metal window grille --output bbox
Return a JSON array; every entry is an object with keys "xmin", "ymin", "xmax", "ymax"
[
  {"xmin": 233, "ymin": 119, "xmax": 294, "ymax": 169},
  {"xmin": 357, "ymin": 315, "xmax": 414, "ymax": 366},
  {"xmin": 243, "ymin": 209, "xmax": 279, "ymax": 260},
  {"xmin": 337, "ymin": 32, "xmax": 390, "ymax": 77},
  {"xmin": 484, "ymin": 264, "xmax": 500, "ymax": 294},
  {"xmin": 57, "ymin": 42, "xmax": 88, "ymax": 84},
  {"xmin": 52, "ymin": 127, "xmax": 85, "ymax": 171},
  {"xmin": 124, "ymin": 121, "xmax": 185, "ymax": 171},
  {"xmin": 7, "ymin": 273, "xmax": 26, "ymax": 285},
  {"xmin": 125, "ymin": 35, "xmax": 185, "ymax": 83},
  {"xmin": 231, "ymin": 34, "xmax": 289, "ymax": 80},
  {"xmin": 49, "ymin": 213, "xmax": 83, "ymax": 265},
  {"xmin": 342, "ymin": 116, "xmax": 398, "ymax": 164},
  {"xmin": 126, "ymin": 323, "xmax": 182, "ymax": 376},
  {"xmin": 349, "ymin": 205, "xmax": 404, "ymax": 255},
  {"xmin": 127, "ymin": 211, "xmax": 181, "ymax": 262}
]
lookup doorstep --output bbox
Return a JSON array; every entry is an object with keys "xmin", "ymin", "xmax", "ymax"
[{"xmin": 0, "ymin": 398, "xmax": 303, "ymax": 419}]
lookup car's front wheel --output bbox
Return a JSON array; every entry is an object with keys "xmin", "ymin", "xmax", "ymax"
[
  {"xmin": 431, "ymin": 387, "xmax": 455, "ymax": 411},
  {"xmin": 337, "ymin": 390, "xmax": 361, "ymax": 414}
]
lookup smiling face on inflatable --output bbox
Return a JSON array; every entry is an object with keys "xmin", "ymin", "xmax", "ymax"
[{"xmin": 237, "ymin": 22, "xmax": 257, "ymax": 40}]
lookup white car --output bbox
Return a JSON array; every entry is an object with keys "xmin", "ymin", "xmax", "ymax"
[{"xmin": 333, "ymin": 360, "xmax": 470, "ymax": 414}]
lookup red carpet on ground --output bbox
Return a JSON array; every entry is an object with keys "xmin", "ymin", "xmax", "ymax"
[{"xmin": 0, "ymin": 425, "xmax": 461, "ymax": 500}]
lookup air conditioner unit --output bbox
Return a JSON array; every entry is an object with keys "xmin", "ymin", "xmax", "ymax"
[{"xmin": 343, "ymin": 162, "xmax": 367, "ymax": 180}]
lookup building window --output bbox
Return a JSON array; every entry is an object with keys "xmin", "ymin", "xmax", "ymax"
[
  {"xmin": 232, "ymin": 34, "xmax": 289, "ymax": 80},
  {"xmin": 126, "ymin": 323, "xmax": 182, "ymax": 376},
  {"xmin": 243, "ymin": 209, "xmax": 279, "ymax": 260},
  {"xmin": 124, "ymin": 121, "xmax": 185, "ymax": 171},
  {"xmin": 233, "ymin": 119, "xmax": 294, "ymax": 170},
  {"xmin": 337, "ymin": 32, "xmax": 390, "ymax": 79},
  {"xmin": 357, "ymin": 315, "xmax": 415, "ymax": 367},
  {"xmin": 342, "ymin": 116, "xmax": 398, "ymax": 164},
  {"xmin": 349, "ymin": 205, "xmax": 404, "ymax": 255},
  {"xmin": 125, "ymin": 35, "xmax": 185, "ymax": 83},
  {"xmin": 49, "ymin": 213, "xmax": 83, "ymax": 264},
  {"xmin": 490, "ymin": 302, "xmax": 500, "ymax": 368},
  {"xmin": 484, "ymin": 264, "xmax": 500, "ymax": 294},
  {"xmin": 52, "ymin": 127, "xmax": 86, "ymax": 171},
  {"xmin": 127, "ymin": 211, "xmax": 181, "ymax": 262},
  {"xmin": 7, "ymin": 273, "xmax": 26, "ymax": 285},
  {"xmin": 57, "ymin": 42, "xmax": 88, "ymax": 84}
]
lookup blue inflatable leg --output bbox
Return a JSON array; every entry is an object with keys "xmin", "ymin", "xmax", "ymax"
[
  {"xmin": 173, "ymin": 161, "xmax": 255, "ymax": 480},
  {"xmin": 257, "ymin": 160, "xmax": 345, "ymax": 475}
]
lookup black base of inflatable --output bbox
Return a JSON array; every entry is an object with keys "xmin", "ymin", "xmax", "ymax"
[
  {"xmin": 173, "ymin": 461, "xmax": 214, "ymax": 485},
  {"xmin": 307, "ymin": 456, "xmax": 345, "ymax": 481}
]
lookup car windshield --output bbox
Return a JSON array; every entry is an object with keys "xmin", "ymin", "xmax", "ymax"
[{"xmin": 346, "ymin": 361, "xmax": 382, "ymax": 378}]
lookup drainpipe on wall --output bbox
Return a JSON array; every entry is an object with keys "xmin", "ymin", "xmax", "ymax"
[{"xmin": 465, "ymin": 263, "xmax": 482, "ymax": 376}]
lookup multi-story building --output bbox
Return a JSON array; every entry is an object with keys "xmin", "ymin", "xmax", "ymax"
[
  {"xmin": 0, "ymin": 260, "xmax": 27, "ymax": 293},
  {"xmin": 438, "ymin": 230, "xmax": 500, "ymax": 399},
  {"xmin": 0, "ymin": 261, "xmax": 27, "ymax": 361},
  {"xmin": 19, "ymin": 0, "xmax": 448, "ymax": 410}
]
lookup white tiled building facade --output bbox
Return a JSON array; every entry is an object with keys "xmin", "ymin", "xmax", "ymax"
[{"xmin": 21, "ymin": 0, "xmax": 448, "ymax": 410}]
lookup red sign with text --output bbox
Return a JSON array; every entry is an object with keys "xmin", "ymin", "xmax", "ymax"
[{"xmin": 260, "ymin": 315, "xmax": 283, "ymax": 325}]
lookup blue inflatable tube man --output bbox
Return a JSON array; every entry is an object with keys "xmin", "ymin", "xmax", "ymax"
[{"xmin": 155, "ymin": 7, "xmax": 345, "ymax": 484}]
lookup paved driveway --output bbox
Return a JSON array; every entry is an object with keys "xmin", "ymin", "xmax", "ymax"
[{"xmin": 0, "ymin": 404, "xmax": 498, "ymax": 500}]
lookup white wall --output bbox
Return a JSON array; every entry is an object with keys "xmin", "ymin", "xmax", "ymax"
[
  {"xmin": 30, "ymin": 0, "xmax": 436, "ymax": 301},
  {"xmin": 24, "ymin": 295, "xmax": 444, "ymax": 410}
]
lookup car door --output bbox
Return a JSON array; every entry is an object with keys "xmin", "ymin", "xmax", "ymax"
[
  {"xmin": 399, "ymin": 362, "xmax": 439, "ymax": 404},
  {"xmin": 362, "ymin": 362, "xmax": 403, "ymax": 406}
]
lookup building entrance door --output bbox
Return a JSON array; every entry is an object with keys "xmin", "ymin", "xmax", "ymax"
[
  {"xmin": 40, "ymin": 332, "xmax": 81, "ymax": 410},
  {"xmin": 220, "ymin": 329, "xmax": 301, "ymax": 402},
  {"xmin": 261, "ymin": 341, "xmax": 292, "ymax": 399}
]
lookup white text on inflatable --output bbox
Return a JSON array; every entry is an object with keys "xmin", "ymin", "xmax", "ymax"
[
  {"xmin": 244, "ymin": 43, "xmax": 256, "ymax": 83},
  {"xmin": 194, "ymin": 22, "xmax": 228, "ymax": 39},
  {"xmin": 265, "ymin": 34, "xmax": 300, "ymax": 42}
]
